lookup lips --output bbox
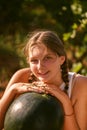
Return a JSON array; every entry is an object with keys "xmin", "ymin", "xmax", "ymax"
[{"xmin": 37, "ymin": 71, "xmax": 49, "ymax": 77}]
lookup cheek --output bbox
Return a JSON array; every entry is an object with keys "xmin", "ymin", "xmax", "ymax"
[
  {"xmin": 30, "ymin": 64, "xmax": 37, "ymax": 72},
  {"xmin": 51, "ymin": 62, "xmax": 61, "ymax": 72}
]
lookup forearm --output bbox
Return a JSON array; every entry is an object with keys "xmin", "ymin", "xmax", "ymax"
[
  {"xmin": 0, "ymin": 89, "xmax": 16, "ymax": 130},
  {"xmin": 61, "ymin": 100, "xmax": 80, "ymax": 130},
  {"xmin": 63, "ymin": 114, "xmax": 80, "ymax": 130},
  {"xmin": 50, "ymin": 88, "xmax": 80, "ymax": 130},
  {"xmin": 0, "ymin": 82, "xmax": 31, "ymax": 130}
]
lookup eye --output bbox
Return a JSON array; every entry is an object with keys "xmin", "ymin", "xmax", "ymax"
[
  {"xmin": 44, "ymin": 56, "xmax": 52, "ymax": 61},
  {"xmin": 30, "ymin": 59, "xmax": 38, "ymax": 64},
  {"xmin": 43, "ymin": 54, "xmax": 57, "ymax": 63}
]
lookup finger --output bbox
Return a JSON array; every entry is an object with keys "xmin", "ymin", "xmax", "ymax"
[{"xmin": 21, "ymin": 83, "xmax": 48, "ymax": 94}]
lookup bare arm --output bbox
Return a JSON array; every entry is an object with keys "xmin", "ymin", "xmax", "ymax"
[
  {"xmin": 0, "ymin": 68, "xmax": 46, "ymax": 130},
  {"xmin": 44, "ymin": 75, "xmax": 87, "ymax": 130},
  {"xmin": 71, "ymin": 75, "xmax": 87, "ymax": 130},
  {"xmin": 0, "ymin": 68, "xmax": 30, "ymax": 129},
  {"xmin": 44, "ymin": 85, "xmax": 80, "ymax": 130}
]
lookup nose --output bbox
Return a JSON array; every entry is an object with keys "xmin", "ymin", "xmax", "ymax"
[{"xmin": 37, "ymin": 60, "xmax": 45, "ymax": 70}]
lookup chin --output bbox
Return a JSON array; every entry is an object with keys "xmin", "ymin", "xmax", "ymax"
[
  {"xmin": 38, "ymin": 78, "xmax": 48, "ymax": 82},
  {"xmin": 39, "ymin": 78, "xmax": 51, "ymax": 84}
]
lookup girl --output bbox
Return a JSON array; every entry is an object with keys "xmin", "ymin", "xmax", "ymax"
[{"xmin": 0, "ymin": 30, "xmax": 87, "ymax": 130}]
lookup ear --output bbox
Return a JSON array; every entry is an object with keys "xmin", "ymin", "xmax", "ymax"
[{"xmin": 60, "ymin": 56, "xmax": 65, "ymax": 65}]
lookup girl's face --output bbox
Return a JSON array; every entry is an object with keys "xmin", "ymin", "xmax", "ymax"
[{"xmin": 28, "ymin": 43, "xmax": 65, "ymax": 84}]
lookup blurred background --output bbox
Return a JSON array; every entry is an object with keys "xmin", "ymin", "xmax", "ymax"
[{"xmin": 0, "ymin": 0, "xmax": 87, "ymax": 98}]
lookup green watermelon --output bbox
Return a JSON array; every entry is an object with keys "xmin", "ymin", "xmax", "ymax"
[{"xmin": 4, "ymin": 92, "xmax": 64, "ymax": 130}]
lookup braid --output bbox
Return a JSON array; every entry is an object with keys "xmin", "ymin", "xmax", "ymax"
[
  {"xmin": 61, "ymin": 60, "xmax": 69, "ymax": 94},
  {"xmin": 28, "ymin": 73, "xmax": 37, "ymax": 83}
]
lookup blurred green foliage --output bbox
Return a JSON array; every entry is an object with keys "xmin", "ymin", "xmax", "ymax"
[{"xmin": 0, "ymin": 0, "xmax": 87, "ymax": 88}]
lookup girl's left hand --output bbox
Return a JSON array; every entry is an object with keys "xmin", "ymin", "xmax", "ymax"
[{"xmin": 41, "ymin": 83, "xmax": 74, "ymax": 116}]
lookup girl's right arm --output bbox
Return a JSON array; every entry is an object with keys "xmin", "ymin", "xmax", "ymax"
[
  {"xmin": 0, "ymin": 68, "xmax": 30, "ymax": 130},
  {"xmin": 0, "ymin": 82, "xmax": 33, "ymax": 130},
  {"xmin": 0, "ymin": 68, "xmax": 46, "ymax": 130}
]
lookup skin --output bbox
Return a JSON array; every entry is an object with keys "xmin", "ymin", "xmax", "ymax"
[{"xmin": 0, "ymin": 43, "xmax": 87, "ymax": 130}]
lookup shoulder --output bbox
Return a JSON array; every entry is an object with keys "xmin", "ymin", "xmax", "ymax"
[
  {"xmin": 69, "ymin": 72, "xmax": 87, "ymax": 90},
  {"xmin": 71, "ymin": 74, "xmax": 87, "ymax": 103},
  {"xmin": 75, "ymin": 74, "xmax": 87, "ymax": 90},
  {"xmin": 6, "ymin": 68, "xmax": 31, "ymax": 90},
  {"xmin": 12, "ymin": 67, "xmax": 31, "ymax": 80},
  {"xmin": 14, "ymin": 67, "xmax": 31, "ymax": 76}
]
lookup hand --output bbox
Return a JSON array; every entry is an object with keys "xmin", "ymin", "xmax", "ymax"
[
  {"xmin": 43, "ymin": 83, "xmax": 74, "ymax": 115},
  {"xmin": 9, "ymin": 82, "xmax": 48, "ymax": 98}
]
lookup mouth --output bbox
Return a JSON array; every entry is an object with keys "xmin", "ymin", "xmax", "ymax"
[{"xmin": 37, "ymin": 71, "xmax": 49, "ymax": 77}]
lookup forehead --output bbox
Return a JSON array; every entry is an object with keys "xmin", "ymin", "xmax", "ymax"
[{"xmin": 29, "ymin": 43, "xmax": 54, "ymax": 57}]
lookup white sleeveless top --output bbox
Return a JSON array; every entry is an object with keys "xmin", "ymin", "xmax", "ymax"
[{"xmin": 60, "ymin": 72, "xmax": 76, "ymax": 98}]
